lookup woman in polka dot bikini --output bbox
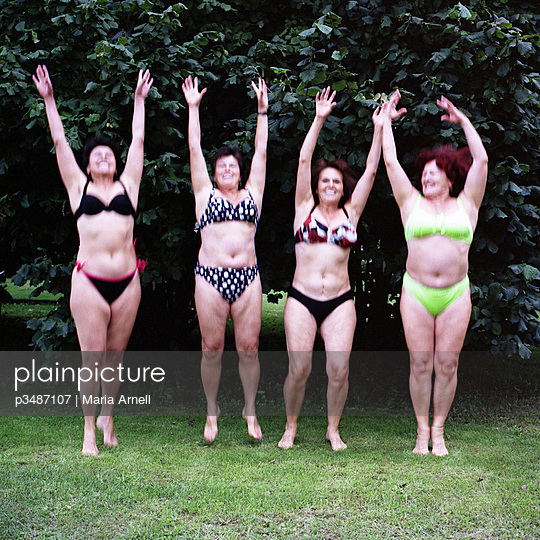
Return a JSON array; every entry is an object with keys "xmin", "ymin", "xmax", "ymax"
[{"xmin": 182, "ymin": 75, "xmax": 268, "ymax": 442}]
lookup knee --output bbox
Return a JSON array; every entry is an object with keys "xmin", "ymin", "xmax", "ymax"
[
  {"xmin": 410, "ymin": 353, "xmax": 433, "ymax": 377},
  {"xmin": 435, "ymin": 353, "xmax": 459, "ymax": 380},
  {"xmin": 201, "ymin": 335, "xmax": 225, "ymax": 352},
  {"xmin": 238, "ymin": 350, "xmax": 259, "ymax": 367},
  {"xmin": 289, "ymin": 363, "xmax": 311, "ymax": 384},
  {"xmin": 327, "ymin": 364, "xmax": 349, "ymax": 385},
  {"xmin": 82, "ymin": 351, "xmax": 106, "ymax": 368},
  {"xmin": 235, "ymin": 335, "xmax": 259, "ymax": 353}
]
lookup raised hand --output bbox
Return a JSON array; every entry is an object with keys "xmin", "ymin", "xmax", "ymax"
[
  {"xmin": 182, "ymin": 75, "xmax": 207, "ymax": 108},
  {"xmin": 437, "ymin": 95, "xmax": 467, "ymax": 125},
  {"xmin": 315, "ymin": 87, "xmax": 337, "ymax": 119},
  {"xmin": 135, "ymin": 69, "xmax": 153, "ymax": 100},
  {"xmin": 372, "ymin": 102, "xmax": 387, "ymax": 128},
  {"xmin": 387, "ymin": 90, "xmax": 407, "ymax": 121},
  {"xmin": 32, "ymin": 65, "xmax": 54, "ymax": 100},
  {"xmin": 251, "ymin": 77, "xmax": 268, "ymax": 113}
]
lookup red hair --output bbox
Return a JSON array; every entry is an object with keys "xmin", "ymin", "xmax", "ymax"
[{"xmin": 414, "ymin": 145, "xmax": 472, "ymax": 196}]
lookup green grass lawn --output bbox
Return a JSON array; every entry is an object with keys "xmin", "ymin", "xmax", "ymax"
[
  {"xmin": 1, "ymin": 280, "xmax": 60, "ymax": 319},
  {"xmin": 1, "ymin": 410, "xmax": 539, "ymax": 539}
]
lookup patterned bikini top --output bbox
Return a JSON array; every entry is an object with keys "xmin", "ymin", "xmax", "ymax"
[
  {"xmin": 195, "ymin": 188, "xmax": 259, "ymax": 232},
  {"xmin": 404, "ymin": 194, "xmax": 473, "ymax": 244},
  {"xmin": 74, "ymin": 180, "xmax": 136, "ymax": 221},
  {"xmin": 294, "ymin": 207, "xmax": 357, "ymax": 248}
]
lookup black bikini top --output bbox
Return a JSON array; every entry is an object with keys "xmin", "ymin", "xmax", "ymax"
[{"xmin": 74, "ymin": 180, "xmax": 136, "ymax": 221}]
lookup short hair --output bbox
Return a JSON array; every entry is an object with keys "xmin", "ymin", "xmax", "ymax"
[
  {"xmin": 311, "ymin": 159, "xmax": 357, "ymax": 207},
  {"xmin": 414, "ymin": 145, "xmax": 472, "ymax": 197},
  {"xmin": 81, "ymin": 134, "xmax": 124, "ymax": 180},
  {"xmin": 211, "ymin": 146, "xmax": 244, "ymax": 178}
]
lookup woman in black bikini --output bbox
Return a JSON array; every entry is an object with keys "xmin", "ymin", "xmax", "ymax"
[
  {"xmin": 33, "ymin": 65, "xmax": 152, "ymax": 455},
  {"xmin": 182, "ymin": 75, "xmax": 268, "ymax": 442},
  {"xmin": 278, "ymin": 88, "xmax": 384, "ymax": 450}
]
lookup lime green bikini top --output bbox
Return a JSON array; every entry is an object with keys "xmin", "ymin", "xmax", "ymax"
[{"xmin": 404, "ymin": 194, "xmax": 474, "ymax": 244}]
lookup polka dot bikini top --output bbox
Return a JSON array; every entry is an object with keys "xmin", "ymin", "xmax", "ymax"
[{"xmin": 195, "ymin": 188, "xmax": 259, "ymax": 232}]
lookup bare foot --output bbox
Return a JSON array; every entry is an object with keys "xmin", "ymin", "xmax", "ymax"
[
  {"xmin": 431, "ymin": 426, "xmax": 448, "ymax": 456},
  {"xmin": 413, "ymin": 425, "xmax": 430, "ymax": 455},
  {"xmin": 82, "ymin": 421, "xmax": 98, "ymax": 456},
  {"xmin": 242, "ymin": 409, "xmax": 262, "ymax": 440},
  {"xmin": 81, "ymin": 438, "xmax": 99, "ymax": 456},
  {"xmin": 97, "ymin": 416, "xmax": 119, "ymax": 447},
  {"xmin": 326, "ymin": 429, "xmax": 347, "ymax": 451},
  {"xmin": 204, "ymin": 415, "xmax": 219, "ymax": 442},
  {"xmin": 278, "ymin": 425, "xmax": 297, "ymax": 449}
]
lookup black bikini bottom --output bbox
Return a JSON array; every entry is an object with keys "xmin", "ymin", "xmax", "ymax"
[
  {"xmin": 288, "ymin": 286, "xmax": 354, "ymax": 327},
  {"xmin": 86, "ymin": 272, "xmax": 136, "ymax": 305}
]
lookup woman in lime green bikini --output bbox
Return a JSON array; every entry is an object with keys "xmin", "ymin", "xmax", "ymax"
[{"xmin": 381, "ymin": 91, "xmax": 488, "ymax": 455}]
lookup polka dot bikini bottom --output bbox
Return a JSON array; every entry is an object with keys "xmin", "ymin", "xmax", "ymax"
[{"xmin": 195, "ymin": 262, "xmax": 259, "ymax": 304}]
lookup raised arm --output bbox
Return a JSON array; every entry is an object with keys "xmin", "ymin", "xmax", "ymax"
[
  {"xmin": 33, "ymin": 65, "xmax": 86, "ymax": 206},
  {"xmin": 245, "ymin": 78, "xmax": 268, "ymax": 202},
  {"xmin": 347, "ymin": 105, "xmax": 383, "ymax": 221},
  {"xmin": 182, "ymin": 76, "xmax": 211, "ymax": 198},
  {"xmin": 122, "ymin": 69, "xmax": 153, "ymax": 201},
  {"xmin": 381, "ymin": 90, "xmax": 417, "ymax": 209},
  {"xmin": 296, "ymin": 87, "xmax": 336, "ymax": 209},
  {"xmin": 437, "ymin": 96, "xmax": 488, "ymax": 209}
]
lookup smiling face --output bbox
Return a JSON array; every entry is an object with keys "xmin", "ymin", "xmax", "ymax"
[
  {"xmin": 421, "ymin": 160, "xmax": 452, "ymax": 198},
  {"xmin": 316, "ymin": 167, "xmax": 344, "ymax": 206},
  {"xmin": 87, "ymin": 145, "xmax": 117, "ymax": 178},
  {"xmin": 214, "ymin": 155, "xmax": 241, "ymax": 189}
]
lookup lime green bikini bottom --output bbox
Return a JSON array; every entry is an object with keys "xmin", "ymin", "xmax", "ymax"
[{"xmin": 403, "ymin": 272, "xmax": 470, "ymax": 317}]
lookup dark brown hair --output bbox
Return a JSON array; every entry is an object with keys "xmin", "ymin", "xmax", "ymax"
[
  {"xmin": 81, "ymin": 134, "xmax": 124, "ymax": 180},
  {"xmin": 311, "ymin": 159, "xmax": 357, "ymax": 207},
  {"xmin": 211, "ymin": 146, "xmax": 244, "ymax": 178}
]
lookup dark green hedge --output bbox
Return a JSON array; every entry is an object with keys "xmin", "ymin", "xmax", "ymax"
[{"xmin": 0, "ymin": 0, "xmax": 538, "ymax": 354}]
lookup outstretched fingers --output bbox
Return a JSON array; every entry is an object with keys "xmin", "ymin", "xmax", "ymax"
[
  {"xmin": 315, "ymin": 86, "xmax": 337, "ymax": 118},
  {"xmin": 251, "ymin": 77, "xmax": 268, "ymax": 111},
  {"xmin": 182, "ymin": 75, "xmax": 207, "ymax": 106},
  {"xmin": 388, "ymin": 90, "xmax": 407, "ymax": 120},
  {"xmin": 316, "ymin": 86, "xmax": 337, "ymax": 105},
  {"xmin": 136, "ymin": 69, "xmax": 153, "ymax": 98},
  {"xmin": 32, "ymin": 64, "xmax": 53, "ymax": 98},
  {"xmin": 437, "ymin": 95, "xmax": 467, "ymax": 125}
]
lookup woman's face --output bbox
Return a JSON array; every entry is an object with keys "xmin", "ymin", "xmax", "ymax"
[
  {"xmin": 214, "ymin": 155, "xmax": 241, "ymax": 189},
  {"xmin": 421, "ymin": 160, "xmax": 451, "ymax": 198},
  {"xmin": 87, "ymin": 145, "xmax": 117, "ymax": 178},
  {"xmin": 317, "ymin": 167, "xmax": 344, "ymax": 205}
]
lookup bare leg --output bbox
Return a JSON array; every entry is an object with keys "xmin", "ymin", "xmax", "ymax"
[
  {"xmin": 195, "ymin": 275, "xmax": 230, "ymax": 442},
  {"xmin": 321, "ymin": 299, "xmax": 356, "ymax": 451},
  {"xmin": 96, "ymin": 275, "xmax": 141, "ymax": 448},
  {"xmin": 279, "ymin": 297, "xmax": 317, "ymax": 449},
  {"xmin": 71, "ymin": 272, "xmax": 109, "ymax": 456},
  {"xmin": 431, "ymin": 291, "xmax": 471, "ymax": 456},
  {"xmin": 400, "ymin": 287, "xmax": 435, "ymax": 455},
  {"xmin": 232, "ymin": 277, "xmax": 263, "ymax": 440}
]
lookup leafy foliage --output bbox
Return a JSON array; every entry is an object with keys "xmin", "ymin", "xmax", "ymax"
[{"xmin": 1, "ymin": 0, "xmax": 538, "ymax": 354}]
